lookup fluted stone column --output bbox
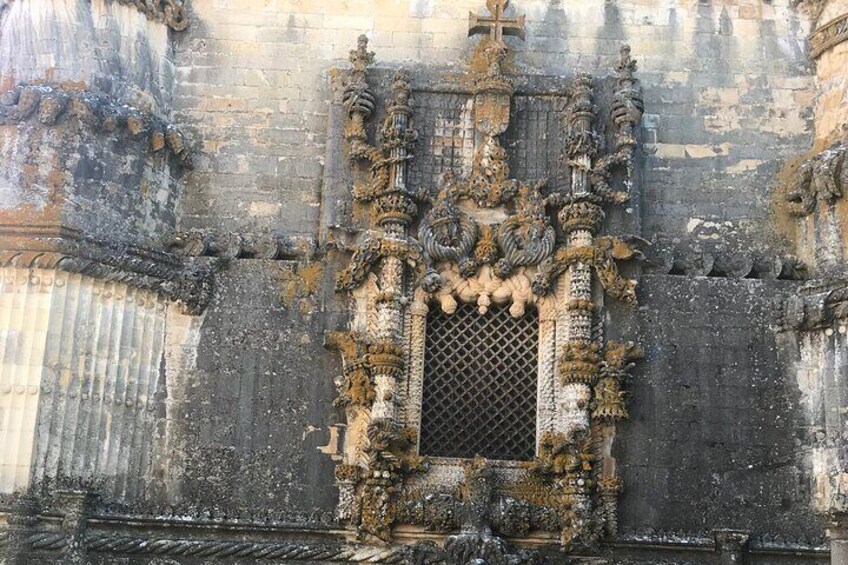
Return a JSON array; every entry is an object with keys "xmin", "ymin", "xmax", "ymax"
[{"xmin": 0, "ymin": 0, "xmax": 200, "ymax": 526}]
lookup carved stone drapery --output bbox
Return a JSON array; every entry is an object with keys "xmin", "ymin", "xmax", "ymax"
[{"xmin": 330, "ymin": 0, "xmax": 644, "ymax": 554}]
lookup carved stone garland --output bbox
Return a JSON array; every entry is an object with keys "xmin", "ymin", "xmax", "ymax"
[{"xmin": 331, "ymin": 1, "xmax": 644, "ymax": 553}]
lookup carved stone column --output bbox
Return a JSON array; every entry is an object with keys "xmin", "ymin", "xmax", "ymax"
[
  {"xmin": 57, "ymin": 490, "xmax": 96, "ymax": 565},
  {"xmin": 556, "ymin": 73, "xmax": 598, "ymax": 441},
  {"xmin": 0, "ymin": 0, "xmax": 205, "ymax": 509}
]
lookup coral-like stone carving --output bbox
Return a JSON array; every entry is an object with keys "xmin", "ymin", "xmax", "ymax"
[
  {"xmin": 785, "ymin": 139, "xmax": 848, "ymax": 216},
  {"xmin": 114, "ymin": 0, "xmax": 189, "ymax": 31},
  {"xmin": 330, "ymin": 0, "xmax": 644, "ymax": 552}
]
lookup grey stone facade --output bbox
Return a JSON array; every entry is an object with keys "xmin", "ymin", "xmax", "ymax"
[{"xmin": 1, "ymin": 1, "xmax": 847, "ymax": 564}]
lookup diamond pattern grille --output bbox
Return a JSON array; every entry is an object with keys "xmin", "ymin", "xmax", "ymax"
[{"xmin": 419, "ymin": 302, "xmax": 538, "ymax": 461}]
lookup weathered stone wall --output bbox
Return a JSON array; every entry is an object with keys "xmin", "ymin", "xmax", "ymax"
[
  {"xmin": 169, "ymin": 0, "xmax": 820, "ymax": 543},
  {"xmin": 175, "ymin": 0, "xmax": 813, "ymax": 255}
]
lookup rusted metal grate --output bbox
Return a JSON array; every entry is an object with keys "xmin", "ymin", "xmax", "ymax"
[{"xmin": 419, "ymin": 302, "xmax": 538, "ymax": 461}]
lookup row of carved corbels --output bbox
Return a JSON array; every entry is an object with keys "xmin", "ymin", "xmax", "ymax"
[
  {"xmin": 166, "ymin": 230, "xmax": 313, "ymax": 260},
  {"xmin": 0, "ymin": 84, "xmax": 192, "ymax": 167},
  {"xmin": 644, "ymin": 248, "xmax": 807, "ymax": 280}
]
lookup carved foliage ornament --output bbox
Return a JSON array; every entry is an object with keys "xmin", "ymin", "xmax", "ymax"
[
  {"xmin": 785, "ymin": 137, "xmax": 848, "ymax": 216},
  {"xmin": 330, "ymin": 0, "xmax": 644, "ymax": 554}
]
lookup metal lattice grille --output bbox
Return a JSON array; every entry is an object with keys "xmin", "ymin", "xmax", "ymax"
[{"xmin": 419, "ymin": 302, "xmax": 538, "ymax": 461}]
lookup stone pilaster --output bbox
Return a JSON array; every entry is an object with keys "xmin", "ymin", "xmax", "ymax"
[
  {"xmin": 714, "ymin": 529, "xmax": 750, "ymax": 565},
  {"xmin": 827, "ymin": 512, "xmax": 848, "ymax": 565}
]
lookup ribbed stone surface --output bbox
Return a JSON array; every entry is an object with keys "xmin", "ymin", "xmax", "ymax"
[{"xmin": 0, "ymin": 267, "xmax": 167, "ymax": 499}]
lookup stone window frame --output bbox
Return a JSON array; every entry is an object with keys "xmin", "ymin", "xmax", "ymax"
[{"xmin": 400, "ymin": 262, "xmax": 561, "ymax": 483}]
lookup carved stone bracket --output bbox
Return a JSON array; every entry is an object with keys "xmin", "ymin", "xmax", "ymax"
[
  {"xmin": 781, "ymin": 279, "xmax": 848, "ymax": 330},
  {"xmin": 785, "ymin": 139, "xmax": 848, "ymax": 216}
]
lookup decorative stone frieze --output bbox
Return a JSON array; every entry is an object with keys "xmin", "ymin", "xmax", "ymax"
[
  {"xmin": 329, "ymin": 0, "xmax": 644, "ymax": 553},
  {"xmin": 810, "ymin": 12, "xmax": 848, "ymax": 59},
  {"xmin": 0, "ymin": 84, "xmax": 192, "ymax": 168}
]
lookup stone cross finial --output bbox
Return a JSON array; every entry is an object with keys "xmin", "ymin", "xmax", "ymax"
[{"xmin": 468, "ymin": 0, "xmax": 525, "ymax": 43}]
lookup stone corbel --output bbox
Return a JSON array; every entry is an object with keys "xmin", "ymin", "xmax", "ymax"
[
  {"xmin": 0, "ymin": 84, "xmax": 193, "ymax": 168},
  {"xmin": 785, "ymin": 138, "xmax": 848, "ymax": 216},
  {"xmin": 113, "ymin": 0, "xmax": 189, "ymax": 31}
]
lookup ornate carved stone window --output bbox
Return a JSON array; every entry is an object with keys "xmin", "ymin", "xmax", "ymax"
[{"xmin": 328, "ymin": 0, "xmax": 645, "ymax": 557}]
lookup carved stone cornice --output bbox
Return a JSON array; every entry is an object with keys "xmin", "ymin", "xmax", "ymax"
[
  {"xmin": 114, "ymin": 0, "xmax": 189, "ymax": 31},
  {"xmin": 810, "ymin": 12, "xmax": 848, "ymax": 59},
  {"xmin": 0, "ymin": 225, "xmax": 213, "ymax": 315},
  {"xmin": 0, "ymin": 84, "xmax": 192, "ymax": 168}
]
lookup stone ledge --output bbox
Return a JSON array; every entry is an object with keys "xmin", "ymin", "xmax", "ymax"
[{"xmin": 0, "ymin": 225, "xmax": 213, "ymax": 315}]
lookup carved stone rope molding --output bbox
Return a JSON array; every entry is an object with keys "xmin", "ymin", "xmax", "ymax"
[
  {"xmin": 810, "ymin": 11, "xmax": 848, "ymax": 59},
  {"xmin": 0, "ymin": 525, "xmax": 829, "ymax": 562}
]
